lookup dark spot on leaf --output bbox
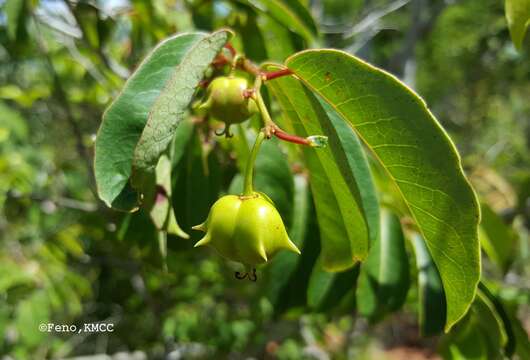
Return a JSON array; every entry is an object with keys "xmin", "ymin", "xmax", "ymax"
[{"xmin": 324, "ymin": 72, "xmax": 332, "ymax": 82}]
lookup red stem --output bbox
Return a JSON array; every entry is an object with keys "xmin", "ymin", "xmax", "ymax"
[
  {"xmin": 263, "ymin": 68, "xmax": 293, "ymax": 81},
  {"xmin": 212, "ymin": 54, "xmax": 229, "ymax": 67},
  {"xmin": 274, "ymin": 129, "xmax": 310, "ymax": 146},
  {"xmin": 224, "ymin": 43, "xmax": 237, "ymax": 57}
]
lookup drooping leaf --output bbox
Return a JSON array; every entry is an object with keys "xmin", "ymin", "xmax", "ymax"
[
  {"xmin": 356, "ymin": 210, "xmax": 410, "ymax": 322},
  {"xmin": 505, "ymin": 0, "xmax": 530, "ymax": 50},
  {"xmin": 267, "ymin": 71, "xmax": 379, "ymax": 272},
  {"xmin": 411, "ymin": 233, "xmax": 446, "ymax": 336},
  {"xmin": 479, "ymin": 202, "xmax": 516, "ymax": 273},
  {"xmin": 133, "ymin": 30, "xmax": 231, "ymax": 180},
  {"xmin": 286, "ymin": 50, "xmax": 480, "ymax": 330},
  {"xmin": 95, "ymin": 32, "xmax": 205, "ymax": 210},
  {"xmin": 94, "ymin": 30, "xmax": 230, "ymax": 211},
  {"xmin": 243, "ymin": 0, "xmax": 318, "ymax": 42}
]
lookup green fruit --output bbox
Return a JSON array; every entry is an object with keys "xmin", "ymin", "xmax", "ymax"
[
  {"xmin": 200, "ymin": 76, "xmax": 258, "ymax": 126},
  {"xmin": 192, "ymin": 193, "xmax": 300, "ymax": 265}
]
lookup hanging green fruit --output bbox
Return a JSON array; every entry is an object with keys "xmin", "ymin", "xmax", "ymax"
[
  {"xmin": 192, "ymin": 192, "xmax": 300, "ymax": 265},
  {"xmin": 193, "ymin": 66, "xmax": 327, "ymax": 281},
  {"xmin": 199, "ymin": 75, "xmax": 258, "ymax": 136}
]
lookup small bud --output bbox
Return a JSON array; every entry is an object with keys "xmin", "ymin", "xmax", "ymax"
[{"xmin": 307, "ymin": 135, "xmax": 328, "ymax": 148}]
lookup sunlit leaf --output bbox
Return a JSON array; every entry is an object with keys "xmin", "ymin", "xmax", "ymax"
[
  {"xmin": 133, "ymin": 30, "xmax": 231, "ymax": 181},
  {"xmin": 95, "ymin": 32, "xmax": 205, "ymax": 210},
  {"xmin": 286, "ymin": 49, "xmax": 480, "ymax": 330}
]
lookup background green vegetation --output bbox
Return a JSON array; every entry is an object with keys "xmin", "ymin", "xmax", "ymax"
[{"xmin": 0, "ymin": 0, "xmax": 529, "ymax": 359}]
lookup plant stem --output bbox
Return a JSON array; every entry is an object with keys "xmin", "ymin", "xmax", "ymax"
[
  {"xmin": 263, "ymin": 68, "xmax": 293, "ymax": 80},
  {"xmin": 253, "ymin": 76, "xmax": 275, "ymax": 130},
  {"xmin": 243, "ymin": 131, "xmax": 266, "ymax": 196}
]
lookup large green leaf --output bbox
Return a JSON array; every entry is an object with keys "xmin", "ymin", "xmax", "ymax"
[
  {"xmin": 505, "ymin": 0, "xmax": 530, "ymax": 50},
  {"xmin": 95, "ymin": 32, "xmax": 204, "ymax": 210},
  {"xmin": 286, "ymin": 50, "xmax": 480, "ymax": 330},
  {"xmin": 244, "ymin": 0, "xmax": 318, "ymax": 42},
  {"xmin": 133, "ymin": 30, "xmax": 231, "ymax": 178},
  {"xmin": 356, "ymin": 210, "xmax": 410, "ymax": 322},
  {"xmin": 411, "ymin": 234, "xmax": 446, "ymax": 336},
  {"xmin": 94, "ymin": 30, "xmax": 230, "ymax": 211},
  {"xmin": 267, "ymin": 71, "xmax": 379, "ymax": 271},
  {"xmin": 479, "ymin": 202, "xmax": 516, "ymax": 273}
]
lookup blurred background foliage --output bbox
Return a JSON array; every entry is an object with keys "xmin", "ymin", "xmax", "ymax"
[{"xmin": 0, "ymin": 0, "xmax": 529, "ymax": 359}]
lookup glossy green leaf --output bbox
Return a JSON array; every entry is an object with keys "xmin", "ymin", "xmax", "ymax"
[
  {"xmin": 505, "ymin": 0, "xmax": 530, "ymax": 50},
  {"xmin": 133, "ymin": 30, "xmax": 231, "ymax": 178},
  {"xmin": 286, "ymin": 50, "xmax": 480, "ymax": 330},
  {"xmin": 356, "ymin": 210, "xmax": 410, "ymax": 322},
  {"xmin": 267, "ymin": 71, "xmax": 379, "ymax": 272},
  {"xmin": 411, "ymin": 233, "xmax": 446, "ymax": 336},
  {"xmin": 479, "ymin": 202, "xmax": 516, "ymax": 273},
  {"xmin": 244, "ymin": 0, "xmax": 318, "ymax": 42},
  {"xmin": 95, "ymin": 32, "xmax": 207, "ymax": 210}
]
